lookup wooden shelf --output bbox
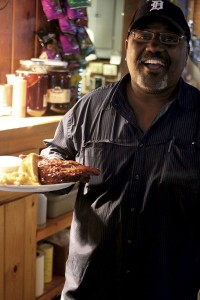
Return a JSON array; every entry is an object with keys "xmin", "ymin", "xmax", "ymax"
[
  {"xmin": 36, "ymin": 212, "xmax": 73, "ymax": 299},
  {"xmin": 0, "ymin": 116, "xmax": 72, "ymax": 300},
  {"xmin": 36, "ymin": 274, "xmax": 65, "ymax": 300},
  {"xmin": 36, "ymin": 211, "xmax": 73, "ymax": 242}
]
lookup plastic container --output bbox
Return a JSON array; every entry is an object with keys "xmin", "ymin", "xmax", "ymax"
[
  {"xmin": 0, "ymin": 84, "xmax": 13, "ymax": 116},
  {"xmin": 46, "ymin": 184, "xmax": 78, "ymax": 218},
  {"xmin": 0, "ymin": 156, "xmax": 22, "ymax": 173}
]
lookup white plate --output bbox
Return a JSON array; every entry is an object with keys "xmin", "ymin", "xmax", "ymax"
[{"xmin": 0, "ymin": 182, "xmax": 75, "ymax": 193}]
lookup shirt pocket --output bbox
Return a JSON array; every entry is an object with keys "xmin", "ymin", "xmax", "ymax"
[
  {"xmin": 160, "ymin": 141, "xmax": 200, "ymax": 187},
  {"xmin": 76, "ymin": 140, "xmax": 137, "ymax": 187}
]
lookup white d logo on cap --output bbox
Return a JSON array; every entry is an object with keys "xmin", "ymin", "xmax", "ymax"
[{"xmin": 150, "ymin": 0, "xmax": 164, "ymax": 12}]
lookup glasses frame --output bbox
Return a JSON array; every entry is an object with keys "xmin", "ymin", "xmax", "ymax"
[{"xmin": 128, "ymin": 29, "xmax": 186, "ymax": 45}]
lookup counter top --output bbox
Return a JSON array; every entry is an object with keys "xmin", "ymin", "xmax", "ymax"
[
  {"xmin": 0, "ymin": 115, "xmax": 62, "ymax": 131},
  {"xmin": 0, "ymin": 115, "xmax": 63, "ymax": 156}
]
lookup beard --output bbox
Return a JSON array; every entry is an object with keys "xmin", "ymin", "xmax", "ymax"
[
  {"xmin": 136, "ymin": 71, "xmax": 169, "ymax": 93},
  {"xmin": 135, "ymin": 52, "xmax": 170, "ymax": 93}
]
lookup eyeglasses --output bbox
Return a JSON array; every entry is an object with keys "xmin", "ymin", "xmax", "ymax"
[{"xmin": 128, "ymin": 30, "xmax": 186, "ymax": 45}]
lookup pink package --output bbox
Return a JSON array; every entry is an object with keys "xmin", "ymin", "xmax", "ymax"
[
  {"xmin": 41, "ymin": 0, "xmax": 64, "ymax": 20},
  {"xmin": 59, "ymin": 34, "xmax": 80, "ymax": 55},
  {"xmin": 59, "ymin": 17, "xmax": 77, "ymax": 34},
  {"xmin": 67, "ymin": 7, "xmax": 87, "ymax": 20}
]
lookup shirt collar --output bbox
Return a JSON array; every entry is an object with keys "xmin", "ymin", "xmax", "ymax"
[{"xmin": 112, "ymin": 74, "xmax": 199, "ymax": 110}]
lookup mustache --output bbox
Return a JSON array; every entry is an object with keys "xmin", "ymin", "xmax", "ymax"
[{"xmin": 138, "ymin": 52, "xmax": 170, "ymax": 65}]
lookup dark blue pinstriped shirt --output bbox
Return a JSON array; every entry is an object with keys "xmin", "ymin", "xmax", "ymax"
[{"xmin": 42, "ymin": 73, "xmax": 200, "ymax": 300}]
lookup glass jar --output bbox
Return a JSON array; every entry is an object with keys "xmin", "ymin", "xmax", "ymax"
[
  {"xmin": 47, "ymin": 69, "xmax": 71, "ymax": 115},
  {"xmin": 16, "ymin": 70, "xmax": 48, "ymax": 117}
]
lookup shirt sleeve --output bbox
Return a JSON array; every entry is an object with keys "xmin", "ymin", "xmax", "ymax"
[{"xmin": 41, "ymin": 108, "xmax": 77, "ymax": 161}]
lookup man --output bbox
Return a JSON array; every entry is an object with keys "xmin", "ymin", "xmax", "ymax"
[{"xmin": 41, "ymin": 1, "xmax": 200, "ymax": 299}]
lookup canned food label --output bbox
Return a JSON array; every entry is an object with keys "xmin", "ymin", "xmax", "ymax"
[{"xmin": 48, "ymin": 87, "xmax": 71, "ymax": 104}]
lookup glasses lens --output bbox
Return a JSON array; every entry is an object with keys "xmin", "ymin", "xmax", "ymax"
[
  {"xmin": 160, "ymin": 33, "xmax": 180, "ymax": 45},
  {"xmin": 133, "ymin": 30, "xmax": 153, "ymax": 42}
]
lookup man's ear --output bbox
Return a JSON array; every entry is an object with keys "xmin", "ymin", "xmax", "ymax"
[
  {"xmin": 125, "ymin": 39, "xmax": 128, "ymax": 61},
  {"xmin": 187, "ymin": 44, "xmax": 190, "ymax": 55},
  {"xmin": 125, "ymin": 39, "xmax": 128, "ymax": 49},
  {"xmin": 185, "ymin": 44, "xmax": 190, "ymax": 65}
]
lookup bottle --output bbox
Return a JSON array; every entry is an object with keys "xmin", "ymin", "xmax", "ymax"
[{"xmin": 12, "ymin": 76, "xmax": 27, "ymax": 118}]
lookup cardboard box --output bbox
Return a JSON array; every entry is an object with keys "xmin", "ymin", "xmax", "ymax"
[{"xmin": 52, "ymin": 243, "xmax": 69, "ymax": 276}]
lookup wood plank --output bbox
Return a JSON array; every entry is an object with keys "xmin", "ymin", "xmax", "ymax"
[
  {"xmin": 37, "ymin": 212, "xmax": 73, "ymax": 242},
  {"xmin": 0, "ymin": 205, "xmax": 4, "ymax": 300},
  {"xmin": 0, "ymin": 117, "xmax": 60, "ymax": 156},
  {"xmin": 36, "ymin": 275, "xmax": 65, "ymax": 300},
  {"xmin": 35, "ymin": 0, "xmax": 48, "ymax": 57},
  {"xmin": 24, "ymin": 194, "xmax": 38, "ymax": 300},
  {"xmin": 12, "ymin": 0, "xmax": 36, "ymax": 72},
  {"xmin": 0, "ymin": 0, "xmax": 45, "ymax": 82},
  {"xmin": 5, "ymin": 198, "xmax": 25, "ymax": 300},
  {"xmin": 0, "ymin": 0, "xmax": 13, "ymax": 83},
  {"xmin": 121, "ymin": 0, "xmax": 140, "ymax": 76}
]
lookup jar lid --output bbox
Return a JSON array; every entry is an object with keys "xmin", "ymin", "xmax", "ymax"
[
  {"xmin": 31, "ymin": 58, "xmax": 68, "ymax": 68},
  {"xmin": 16, "ymin": 69, "xmax": 48, "ymax": 75},
  {"xmin": 19, "ymin": 60, "xmax": 48, "ymax": 73},
  {"xmin": 49, "ymin": 69, "xmax": 70, "ymax": 73},
  {"xmin": 20, "ymin": 59, "xmax": 43, "ymax": 66}
]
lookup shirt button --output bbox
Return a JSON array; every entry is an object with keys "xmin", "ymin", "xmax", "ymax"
[
  {"xmin": 127, "ymin": 239, "xmax": 132, "ymax": 244},
  {"xmin": 139, "ymin": 143, "xmax": 143, "ymax": 148},
  {"xmin": 130, "ymin": 207, "xmax": 135, "ymax": 213},
  {"xmin": 135, "ymin": 174, "xmax": 140, "ymax": 180}
]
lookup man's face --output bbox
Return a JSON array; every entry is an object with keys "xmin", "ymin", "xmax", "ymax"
[{"xmin": 125, "ymin": 21, "xmax": 189, "ymax": 93}]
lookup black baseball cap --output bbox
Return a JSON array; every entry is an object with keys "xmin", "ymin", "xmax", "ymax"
[{"xmin": 128, "ymin": 0, "xmax": 191, "ymax": 43}]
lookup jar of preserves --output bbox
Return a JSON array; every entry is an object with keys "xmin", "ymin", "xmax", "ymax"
[{"xmin": 16, "ymin": 70, "xmax": 48, "ymax": 117}]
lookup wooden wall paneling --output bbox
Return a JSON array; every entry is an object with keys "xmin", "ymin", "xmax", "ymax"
[
  {"xmin": 0, "ymin": 0, "xmax": 13, "ymax": 83},
  {"xmin": 0, "ymin": 125, "xmax": 57, "ymax": 156},
  {"xmin": 12, "ymin": 0, "xmax": 36, "ymax": 73},
  {"xmin": 34, "ymin": 0, "xmax": 47, "ymax": 58},
  {"xmin": 187, "ymin": 0, "xmax": 194, "ymax": 22},
  {"xmin": 0, "ymin": 205, "xmax": 4, "ymax": 300},
  {"xmin": 5, "ymin": 198, "xmax": 25, "ymax": 300},
  {"xmin": 120, "ymin": 0, "xmax": 141, "ymax": 76},
  {"xmin": 23, "ymin": 194, "xmax": 38, "ymax": 300},
  {"xmin": 193, "ymin": 0, "xmax": 200, "ymax": 36}
]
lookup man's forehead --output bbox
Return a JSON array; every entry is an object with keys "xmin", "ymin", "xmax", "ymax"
[{"xmin": 136, "ymin": 17, "xmax": 181, "ymax": 33}]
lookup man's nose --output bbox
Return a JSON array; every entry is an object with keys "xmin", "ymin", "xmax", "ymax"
[{"xmin": 145, "ymin": 36, "xmax": 164, "ymax": 51}]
